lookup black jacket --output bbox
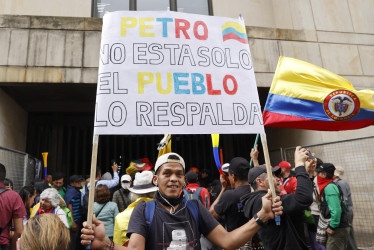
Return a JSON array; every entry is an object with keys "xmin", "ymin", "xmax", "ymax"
[{"xmin": 241, "ymin": 166, "xmax": 313, "ymax": 250}]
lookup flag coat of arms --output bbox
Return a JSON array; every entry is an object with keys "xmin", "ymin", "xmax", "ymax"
[{"xmin": 263, "ymin": 57, "xmax": 374, "ymax": 131}]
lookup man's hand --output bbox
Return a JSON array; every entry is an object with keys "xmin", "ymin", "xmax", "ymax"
[
  {"xmin": 257, "ymin": 190, "xmax": 283, "ymax": 223},
  {"xmin": 112, "ymin": 163, "xmax": 118, "ymax": 173},
  {"xmin": 294, "ymin": 146, "xmax": 309, "ymax": 168},
  {"xmin": 305, "ymin": 157, "xmax": 316, "ymax": 178},
  {"xmin": 219, "ymin": 174, "xmax": 228, "ymax": 191},
  {"xmin": 81, "ymin": 216, "xmax": 107, "ymax": 249},
  {"xmin": 326, "ymin": 227, "xmax": 334, "ymax": 235},
  {"xmin": 250, "ymin": 145, "xmax": 260, "ymax": 166}
]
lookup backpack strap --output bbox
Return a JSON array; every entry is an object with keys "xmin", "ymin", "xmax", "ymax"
[
  {"xmin": 95, "ymin": 202, "xmax": 108, "ymax": 217},
  {"xmin": 119, "ymin": 189, "xmax": 127, "ymax": 209},
  {"xmin": 0, "ymin": 188, "xmax": 9, "ymax": 195},
  {"xmin": 184, "ymin": 199, "xmax": 199, "ymax": 228},
  {"xmin": 144, "ymin": 200, "xmax": 156, "ymax": 237}
]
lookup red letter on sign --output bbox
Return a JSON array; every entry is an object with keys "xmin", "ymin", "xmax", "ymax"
[
  {"xmin": 207, "ymin": 74, "xmax": 221, "ymax": 95},
  {"xmin": 223, "ymin": 75, "xmax": 238, "ymax": 95},
  {"xmin": 175, "ymin": 19, "xmax": 190, "ymax": 39},
  {"xmin": 193, "ymin": 21, "xmax": 208, "ymax": 40}
]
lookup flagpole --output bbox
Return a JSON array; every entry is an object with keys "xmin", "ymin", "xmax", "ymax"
[
  {"xmin": 260, "ymin": 133, "xmax": 281, "ymax": 225},
  {"xmin": 87, "ymin": 134, "xmax": 99, "ymax": 226},
  {"xmin": 249, "ymin": 134, "xmax": 259, "ymax": 167}
]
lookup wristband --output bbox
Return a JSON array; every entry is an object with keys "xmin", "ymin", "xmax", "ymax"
[{"xmin": 254, "ymin": 213, "xmax": 266, "ymax": 227}]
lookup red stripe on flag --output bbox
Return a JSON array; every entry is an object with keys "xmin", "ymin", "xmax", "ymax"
[
  {"xmin": 223, "ymin": 33, "xmax": 248, "ymax": 44},
  {"xmin": 263, "ymin": 110, "xmax": 374, "ymax": 131}
]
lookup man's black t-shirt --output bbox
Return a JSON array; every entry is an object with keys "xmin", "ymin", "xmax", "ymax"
[
  {"xmin": 127, "ymin": 199, "xmax": 219, "ymax": 249},
  {"xmin": 214, "ymin": 185, "xmax": 251, "ymax": 232}
]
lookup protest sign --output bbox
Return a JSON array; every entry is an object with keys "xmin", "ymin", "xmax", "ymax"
[{"xmin": 94, "ymin": 11, "xmax": 264, "ymax": 135}]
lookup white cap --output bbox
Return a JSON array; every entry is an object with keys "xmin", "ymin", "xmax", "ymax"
[
  {"xmin": 121, "ymin": 174, "xmax": 132, "ymax": 182},
  {"xmin": 222, "ymin": 163, "xmax": 230, "ymax": 174},
  {"xmin": 155, "ymin": 152, "xmax": 185, "ymax": 173}
]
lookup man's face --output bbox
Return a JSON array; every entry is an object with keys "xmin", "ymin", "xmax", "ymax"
[
  {"xmin": 5, "ymin": 184, "xmax": 12, "ymax": 190},
  {"xmin": 280, "ymin": 168, "xmax": 289, "ymax": 178},
  {"xmin": 52, "ymin": 178, "xmax": 64, "ymax": 190},
  {"xmin": 70, "ymin": 182, "xmax": 82, "ymax": 188},
  {"xmin": 156, "ymin": 163, "xmax": 185, "ymax": 199},
  {"xmin": 264, "ymin": 173, "xmax": 282, "ymax": 194},
  {"xmin": 47, "ymin": 175, "xmax": 53, "ymax": 184},
  {"xmin": 40, "ymin": 197, "xmax": 53, "ymax": 211},
  {"xmin": 201, "ymin": 172, "xmax": 208, "ymax": 179}
]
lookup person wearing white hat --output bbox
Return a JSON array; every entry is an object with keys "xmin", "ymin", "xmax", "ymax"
[
  {"xmin": 82, "ymin": 152, "xmax": 283, "ymax": 250},
  {"xmin": 113, "ymin": 171, "xmax": 157, "ymax": 246},
  {"xmin": 112, "ymin": 174, "xmax": 132, "ymax": 213}
]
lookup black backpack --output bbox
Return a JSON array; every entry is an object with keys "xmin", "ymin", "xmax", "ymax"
[
  {"xmin": 82, "ymin": 181, "xmax": 98, "ymax": 218},
  {"xmin": 0, "ymin": 188, "xmax": 10, "ymax": 234},
  {"xmin": 320, "ymin": 182, "xmax": 350, "ymax": 227}
]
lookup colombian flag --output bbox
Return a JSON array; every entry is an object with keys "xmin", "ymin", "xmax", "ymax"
[
  {"xmin": 222, "ymin": 21, "xmax": 248, "ymax": 44},
  {"xmin": 263, "ymin": 57, "xmax": 374, "ymax": 131}
]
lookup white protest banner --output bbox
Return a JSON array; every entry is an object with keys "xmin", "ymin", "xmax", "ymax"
[{"xmin": 94, "ymin": 11, "xmax": 264, "ymax": 135}]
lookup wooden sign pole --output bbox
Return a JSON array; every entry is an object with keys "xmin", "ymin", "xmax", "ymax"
[{"xmin": 87, "ymin": 134, "xmax": 99, "ymax": 226}]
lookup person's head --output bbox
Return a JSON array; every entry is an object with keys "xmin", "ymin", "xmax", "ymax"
[
  {"xmin": 101, "ymin": 172, "xmax": 112, "ymax": 180},
  {"xmin": 276, "ymin": 161, "xmax": 292, "ymax": 178},
  {"xmin": 19, "ymin": 185, "xmax": 36, "ymax": 209},
  {"xmin": 20, "ymin": 213, "xmax": 70, "ymax": 250},
  {"xmin": 47, "ymin": 173, "xmax": 53, "ymax": 185},
  {"xmin": 185, "ymin": 171, "xmax": 198, "ymax": 184},
  {"xmin": 0, "ymin": 163, "xmax": 5, "ymax": 183},
  {"xmin": 95, "ymin": 184, "xmax": 111, "ymax": 204},
  {"xmin": 153, "ymin": 153, "xmax": 185, "ymax": 199},
  {"xmin": 129, "ymin": 171, "xmax": 158, "ymax": 202},
  {"xmin": 52, "ymin": 172, "xmax": 64, "ymax": 191},
  {"xmin": 69, "ymin": 175, "xmax": 85, "ymax": 188},
  {"xmin": 201, "ymin": 169, "xmax": 209, "ymax": 179},
  {"xmin": 248, "ymin": 165, "xmax": 282, "ymax": 193},
  {"xmin": 34, "ymin": 180, "xmax": 50, "ymax": 196},
  {"xmin": 121, "ymin": 174, "xmax": 132, "ymax": 190},
  {"xmin": 4, "ymin": 178, "xmax": 13, "ymax": 190},
  {"xmin": 40, "ymin": 188, "xmax": 60, "ymax": 211},
  {"xmin": 334, "ymin": 166, "xmax": 344, "ymax": 180},
  {"xmin": 228, "ymin": 157, "xmax": 250, "ymax": 188},
  {"xmin": 316, "ymin": 163, "xmax": 335, "ymax": 179}
]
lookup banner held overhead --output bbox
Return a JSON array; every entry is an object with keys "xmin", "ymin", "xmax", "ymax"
[{"xmin": 94, "ymin": 11, "xmax": 264, "ymax": 135}]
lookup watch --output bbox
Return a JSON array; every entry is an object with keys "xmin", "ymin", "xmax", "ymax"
[{"xmin": 254, "ymin": 213, "xmax": 266, "ymax": 226}]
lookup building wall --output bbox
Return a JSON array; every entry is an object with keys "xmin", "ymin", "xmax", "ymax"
[
  {"xmin": 0, "ymin": 89, "xmax": 28, "ymax": 151},
  {"xmin": 0, "ymin": 0, "xmax": 91, "ymax": 17}
]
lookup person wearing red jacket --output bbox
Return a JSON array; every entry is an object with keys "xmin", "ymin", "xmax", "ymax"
[
  {"xmin": 277, "ymin": 161, "xmax": 297, "ymax": 194},
  {"xmin": 185, "ymin": 171, "xmax": 211, "ymax": 208}
]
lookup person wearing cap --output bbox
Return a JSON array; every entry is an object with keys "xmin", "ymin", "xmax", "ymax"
[
  {"xmin": 317, "ymin": 163, "xmax": 350, "ymax": 250},
  {"xmin": 241, "ymin": 146, "xmax": 314, "ymax": 250},
  {"xmin": 113, "ymin": 171, "xmax": 158, "ymax": 246},
  {"xmin": 81, "ymin": 152, "xmax": 283, "ymax": 250},
  {"xmin": 333, "ymin": 166, "xmax": 357, "ymax": 250},
  {"xmin": 209, "ymin": 157, "xmax": 252, "ymax": 249},
  {"xmin": 185, "ymin": 170, "xmax": 210, "ymax": 208},
  {"xmin": 112, "ymin": 175, "xmax": 132, "ymax": 212},
  {"xmin": 277, "ymin": 161, "xmax": 297, "ymax": 194},
  {"xmin": 65, "ymin": 174, "xmax": 85, "ymax": 249}
]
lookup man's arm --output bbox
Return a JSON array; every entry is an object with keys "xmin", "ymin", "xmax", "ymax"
[
  {"xmin": 68, "ymin": 203, "xmax": 77, "ymax": 231},
  {"xmin": 281, "ymin": 147, "xmax": 313, "ymax": 213},
  {"xmin": 207, "ymin": 191, "xmax": 282, "ymax": 249},
  {"xmin": 250, "ymin": 145, "xmax": 260, "ymax": 166},
  {"xmin": 11, "ymin": 217, "xmax": 23, "ymax": 250},
  {"xmin": 209, "ymin": 175, "xmax": 227, "ymax": 219},
  {"xmin": 325, "ymin": 185, "xmax": 342, "ymax": 231},
  {"xmin": 98, "ymin": 171, "xmax": 119, "ymax": 189}
]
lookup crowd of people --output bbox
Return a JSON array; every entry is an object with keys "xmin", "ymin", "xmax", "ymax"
[{"xmin": 0, "ymin": 146, "xmax": 357, "ymax": 250}]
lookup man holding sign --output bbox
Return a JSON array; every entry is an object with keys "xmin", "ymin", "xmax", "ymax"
[{"xmin": 81, "ymin": 152, "xmax": 282, "ymax": 249}]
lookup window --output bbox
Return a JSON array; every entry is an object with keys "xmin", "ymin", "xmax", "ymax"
[{"xmin": 92, "ymin": 0, "xmax": 212, "ymax": 17}]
